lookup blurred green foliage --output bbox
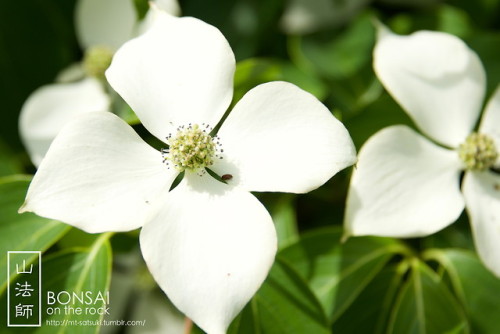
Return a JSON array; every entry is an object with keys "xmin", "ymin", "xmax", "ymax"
[{"xmin": 0, "ymin": 0, "xmax": 78, "ymax": 151}]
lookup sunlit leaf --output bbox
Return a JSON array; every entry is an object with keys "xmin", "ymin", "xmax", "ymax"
[
  {"xmin": 279, "ymin": 227, "xmax": 406, "ymax": 323},
  {"xmin": 425, "ymin": 249, "xmax": 500, "ymax": 334},
  {"xmin": 244, "ymin": 259, "xmax": 329, "ymax": 333},
  {"xmin": 0, "ymin": 233, "xmax": 112, "ymax": 333},
  {"xmin": 387, "ymin": 259, "xmax": 468, "ymax": 334},
  {"xmin": 332, "ymin": 264, "xmax": 407, "ymax": 334},
  {"xmin": 326, "ymin": 66, "xmax": 383, "ymax": 117},
  {"xmin": 437, "ymin": 5, "xmax": 472, "ymax": 38},
  {"xmin": 265, "ymin": 194, "xmax": 299, "ymax": 250},
  {"xmin": 0, "ymin": 175, "xmax": 69, "ymax": 295},
  {"xmin": 191, "ymin": 259, "xmax": 330, "ymax": 334},
  {"xmin": 289, "ymin": 12, "xmax": 375, "ymax": 80},
  {"xmin": 233, "ymin": 58, "xmax": 327, "ymax": 103},
  {"xmin": 35, "ymin": 235, "xmax": 112, "ymax": 334},
  {"xmin": 344, "ymin": 93, "xmax": 414, "ymax": 149}
]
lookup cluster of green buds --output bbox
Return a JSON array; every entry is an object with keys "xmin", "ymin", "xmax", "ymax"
[
  {"xmin": 458, "ymin": 132, "xmax": 498, "ymax": 171},
  {"xmin": 161, "ymin": 123, "xmax": 223, "ymax": 173}
]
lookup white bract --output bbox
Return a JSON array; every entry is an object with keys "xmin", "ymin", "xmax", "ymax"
[
  {"xmin": 19, "ymin": 0, "xmax": 180, "ymax": 166},
  {"xmin": 103, "ymin": 253, "xmax": 185, "ymax": 334},
  {"xmin": 345, "ymin": 25, "xmax": 500, "ymax": 276},
  {"xmin": 20, "ymin": 9, "xmax": 356, "ymax": 334}
]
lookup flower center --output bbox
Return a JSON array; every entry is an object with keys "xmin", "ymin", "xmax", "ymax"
[
  {"xmin": 83, "ymin": 46, "xmax": 114, "ymax": 79},
  {"xmin": 161, "ymin": 124, "xmax": 222, "ymax": 172},
  {"xmin": 458, "ymin": 132, "xmax": 498, "ymax": 171}
]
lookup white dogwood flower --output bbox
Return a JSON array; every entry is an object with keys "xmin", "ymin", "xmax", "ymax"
[
  {"xmin": 20, "ymin": 10, "xmax": 356, "ymax": 334},
  {"xmin": 19, "ymin": 0, "xmax": 180, "ymax": 166},
  {"xmin": 345, "ymin": 26, "xmax": 500, "ymax": 276}
]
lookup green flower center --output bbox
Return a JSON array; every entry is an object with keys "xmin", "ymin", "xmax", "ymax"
[
  {"xmin": 83, "ymin": 46, "xmax": 114, "ymax": 79},
  {"xmin": 162, "ymin": 124, "xmax": 222, "ymax": 172},
  {"xmin": 458, "ymin": 132, "xmax": 498, "ymax": 171}
]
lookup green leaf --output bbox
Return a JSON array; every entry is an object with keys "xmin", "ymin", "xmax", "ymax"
[
  {"xmin": 421, "ymin": 215, "xmax": 474, "ymax": 252},
  {"xmin": 58, "ymin": 228, "xmax": 102, "ymax": 250},
  {"xmin": 289, "ymin": 11, "xmax": 375, "ymax": 80},
  {"xmin": 264, "ymin": 194, "xmax": 299, "ymax": 250},
  {"xmin": 445, "ymin": 0, "xmax": 500, "ymax": 28},
  {"xmin": 38, "ymin": 235, "xmax": 112, "ymax": 334},
  {"xmin": 191, "ymin": 259, "xmax": 330, "ymax": 334},
  {"xmin": 231, "ymin": 259, "xmax": 329, "ymax": 334},
  {"xmin": 233, "ymin": 58, "xmax": 327, "ymax": 103},
  {"xmin": 469, "ymin": 32, "xmax": 500, "ymax": 96},
  {"xmin": 344, "ymin": 93, "xmax": 414, "ymax": 149},
  {"xmin": 387, "ymin": 259, "xmax": 468, "ymax": 334},
  {"xmin": 279, "ymin": 227, "xmax": 406, "ymax": 322},
  {"xmin": 332, "ymin": 264, "xmax": 407, "ymax": 334},
  {"xmin": 133, "ymin": 0, "xmax": 149, "ymax": 20},
  {"xmin": 327, "ymin": 67, "xmax": 383, "ymax": 117},
  {"xmin": 437, "ymin": 5, "xmax": 472, "ymax": 38},
  {"xmin": 425, "ymin": 249, "xmax": 500, "ymax": 334},
  {"xmin": 0, "ymin": 233, "xmax": 112, "ymax": 333},
  {"xmin": 0, "ymin": 175, "xmax": 70, "ymax": 295},
  {"xmin": 0, "ymin": 139, "xmax": 24, "ymax": 177}
]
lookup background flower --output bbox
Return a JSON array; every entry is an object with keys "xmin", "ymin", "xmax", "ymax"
[
  {"xmin": 18, "ymin": 0, "xmax": 180, "ymax": 167},
  {"xmin": 345, "ymin": 25, "xmax": 500, "ymax": 276}
]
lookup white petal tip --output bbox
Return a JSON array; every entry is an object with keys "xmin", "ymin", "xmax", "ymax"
[
  {"xmin": 148, "ymin": 1, "xmax": 159, "ymax": 12},
  {"xmin": 140, "ymin": 175, "xmax": 276, "ymax": 334},
  {"xmin": 148, "ymin": 2, "xmax": 175, "ymax": 19},
  {"xmin": 351, "ymin": 156, "xmax": 359, "ymax": 167},
  {"xmin": 373, "ymin": 19, "xmax": 391, "ymax": 39},
  {"xmin": 18, "ymin": 202, "xmax": 30, "ymax": 214},
  {"xmin": 340, "ymin": 232, "xmax": 350, "ymax": 243}
]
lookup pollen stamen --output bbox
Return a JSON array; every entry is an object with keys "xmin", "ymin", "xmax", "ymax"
[
  {"xmin": 162, "ymin": 124, "xmax": 222, "ymax": 174},
  {"xmin": 458, "ymin": 132, "xmax": 498, "ymax": 171}
]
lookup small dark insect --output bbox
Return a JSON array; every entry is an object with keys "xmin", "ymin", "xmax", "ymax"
[
  {"xmin": 221, "ymin": 174, "xmax": 233, "ymax": 181},
  {"xmin": 495, "ymin": 184, "xmax": 500, "ymax": 191}
]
